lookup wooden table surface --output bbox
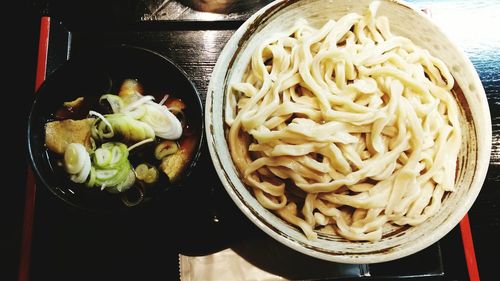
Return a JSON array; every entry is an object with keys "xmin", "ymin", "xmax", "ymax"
[{"xmin": 20, "ymin": 0, "xmax": 500, "ymax": 280}]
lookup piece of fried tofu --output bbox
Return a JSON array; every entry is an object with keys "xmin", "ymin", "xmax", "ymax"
[
  {"xmin": 160, "ymin": 137, "xmax": 197, "ymax": 182},
  {"xmin": 160, "ymin": 151, "xmax": 188, "ymax": 183},
  {"xmin": 45, "ymin": 118, "xmax": 94, "ymax": 154}
]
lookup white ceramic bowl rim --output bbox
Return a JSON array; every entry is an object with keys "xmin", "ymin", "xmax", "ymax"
[{"xmin": 206, "ymin": 0, "xmax": 491, "ymax": 263}]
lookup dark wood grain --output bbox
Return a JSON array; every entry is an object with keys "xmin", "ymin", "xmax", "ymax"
[
  {"xmin": 404, "ymin": 2, "xmax": 500, "ymax": 278},
  {"xmin": 466, "ymin": 46, "xmax": 500, "ymax": 280},
  {"xmin": 24, "ymin": 0, "xmax": 500, "ymax": 280},
  {"xmin": 143, "ymin": 0, "xmax": 273, "ymax": 21},
  {"xmin": 68, "ymin": 17, "xmax": 500, "ymax": 281},
  {"xmin": 29, "ymin": 27, "xmax": 448, "ymax": 280},
  {"xmin": 70, "ymin": 30, "xmax": 234, "ymax": 104}
]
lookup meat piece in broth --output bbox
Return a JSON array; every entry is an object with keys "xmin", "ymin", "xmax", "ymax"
[{"xmin": 160, "ymin": 136, "xmax": 197, "ymax": 182}]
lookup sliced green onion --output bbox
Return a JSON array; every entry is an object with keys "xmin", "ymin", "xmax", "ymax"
[
  {"xmin": 96, "ymin": 169, "xmax": 118, "ymax": 180},
  {"xmin": 134, "ymin": 163, "xmax": 159, "ymax": 184},
  {"xmin": 94, "ymin": 148, "xmax": 112, "ymax": 167},
  {"xmin": 86, "ymin": 167, "xmax": 96, "ymax": 187},
  {"xmin": 158, "ymin": 94, "xmax": 169, "ymax": 106},
  {"xmin": 99, "ymin": 94, "xmax": 124, "ymax": 113},
  {"xmin": 128, "ymin": 138, "xmax": 154, "ymax": 152},
  {"xmin": 116, "ymin": 170, "xmax": 136, "ymax": 192},
  {"xmin": 79, "ymin": 142, "xmax": 136, "ymax": 193},
  {"xmin": 71, "ymin": 155, "xmax": 91, "ymax": 183},
  {"xmin": 140, "ymin": 104, "xmax": 182, "ymax": 140},
  {"xmin": 110, "ymin": 146, "xmax": 124, "ymax": 165},
  {"xmin": 101, "ymin": 142, "xmax": 115, "ymax": 149},
  {"xmin": 122, "ymin": 95, "xmax": 155, "ymax": 112},
  {"xmin": 135, "ymin": 164, "xmax": 149, "ymax": 181},
  {"xmin": 92, "ymin": 113, "xmax": 155, "ymax": 143},
  {"xmin": 64, "ymin": 143, "xmax": 88, "ymax": 174},
  {"xmin": 89, "ymin": 110, "xmax": 114, "ymax": 137},
  {"xmin": 127, "ymin": 106, "xmax": 147, "ymax": 119},
  {"xmin": 144, "ymin": 167, "xmax": 159, "ymax": 184}
]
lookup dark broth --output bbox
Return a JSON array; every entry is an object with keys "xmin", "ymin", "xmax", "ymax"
[{"xmin": 46, "ymin": 79, "xmax": 201, "ymax": 209}]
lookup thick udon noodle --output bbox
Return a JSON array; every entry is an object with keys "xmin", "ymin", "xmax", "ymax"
[{"xmin": 226, "ymin": 6, "xmax": 461, "ymax": 241}]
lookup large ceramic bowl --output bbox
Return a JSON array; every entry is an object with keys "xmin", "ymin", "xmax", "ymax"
[{"xmin": 206, "ymin": 0, "xmax": 491, "ymax": 263}]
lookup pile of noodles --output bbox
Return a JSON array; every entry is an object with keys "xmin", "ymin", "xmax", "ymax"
[{"xmin": 225, "ymin": 5, "xmax": 461, "ymax": 241}]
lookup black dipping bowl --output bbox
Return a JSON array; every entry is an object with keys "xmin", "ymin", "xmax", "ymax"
[{"xmin": 28, "ymin": 45, "xmax": 203, "ymax": 212}]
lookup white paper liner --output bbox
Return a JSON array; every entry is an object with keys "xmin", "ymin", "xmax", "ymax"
[{"xmin": 179, "ymin": 248, "xmax": 287, "ymax": 281}]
